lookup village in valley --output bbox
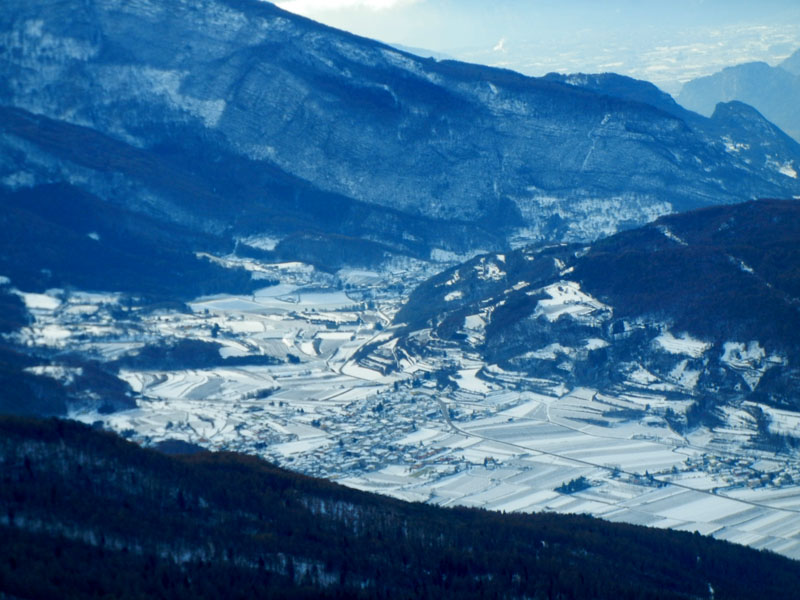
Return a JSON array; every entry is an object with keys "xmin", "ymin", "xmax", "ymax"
[{"xmin": 9, "ymin": 248, "xmax": 800, "ymax": 560}]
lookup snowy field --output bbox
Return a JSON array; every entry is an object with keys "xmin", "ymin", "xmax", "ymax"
[{"xmin": 9, "ymin": 256, "xmax": 800, "ymax": 560}]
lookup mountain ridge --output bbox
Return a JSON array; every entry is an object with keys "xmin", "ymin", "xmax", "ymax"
[
  {"xmin": 2, "ymin": 414, "xmax": 800, "ymax": 599},
  {"xmin": 678, "ymin": 54, "xmax": 800, "ymax": 142},
  {"xmin": 3, "ymin": 0, "xmax": 800, "ymax": 274},
  {"xmin": 394, "ymin": 199, "xmax": 800, "ymax": 430}
]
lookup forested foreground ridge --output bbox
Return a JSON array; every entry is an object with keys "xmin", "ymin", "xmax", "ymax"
[{"xmin": 2, "ymin": 416, "xmax": 799, "ymax": 599}]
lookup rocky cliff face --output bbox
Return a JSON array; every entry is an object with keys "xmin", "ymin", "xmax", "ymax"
[{"xmin": 2, "ymin": 0, "xmax": 800, "ymax": 266}]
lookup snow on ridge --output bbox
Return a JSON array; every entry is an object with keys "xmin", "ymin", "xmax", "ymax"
[
  {"xmin": 554, "ymin": 257, "xmax": 575, "ymax": 276},
  {"xmin": 721, "ymin": 136, "xmax": 749, "ymax": 154},
  {"xmin": 430, "ymin": 248, "xmax": 463, "ymax": 263},
  {"xmin": 584, "ymin": 338, "xmax": 609, "ymax": 351},
  {"xmin": 502, "ymin": 281, "xmax": 529, "ymax": 295},
  {"xmin": 721, "ymin": 341, "xmax": 786, "ymax": 391},
  {"xmin": 727, "ymin": 255, "xmax": 755, "ymax": 275},
  {"xmin": 17, "ymin": 291, "xmax": 61, "ymax": 311},
  {"xmin": 24, "ymin": 365, "xmax": 83, "ymax": 385},
  {"xmin": 440, "ymin": 270, "xmax": 461, "ymax": 287},
  {"xmin": 238, "ymin": 234, "xmax": 280, "ymax": 251},
  {"xmin": 517, "ymin": 343, "xmax": 575, "ymax": 361},
  {"xmin": 669, "ymin": 359, "xmax": 702, "ymax": 389},
  {"xmin": 108, "ymin": 66, "xmax": 227, "ymax": 128},
  {"xmin": 463, "ymin": 314, "xmax": 485, "ymax": 331},
  {"xmin": 1, "ymin": 171, "xmax": 36, "ymax": 189},
  {"xmin": 531, "ymin": 281, "xmax": 611, "ymax": 324},
  {"xmin": 444, "ymin": 290, "xmax": 463, "ymax": 302},
  {"xmin": 626, "ymin": 363, "xmax": 659, "ymax": 385},
  {"xmin": 766, "ymin": 156, "xmax": 798, "ymax": 179},
  {"xmin": 473, "ymin": 257, "xmax": 505, "ymax": 281},
  {"xmin": 779, "ymin": 163, "xmax": 798, "ymax": 179},
  {"xmin": 654, "ymin": 331, "xmax": 711, "ymax": 358},
  {"xmin": 657, "ymin": 225, "xmax": 688, "ymax": 247}
]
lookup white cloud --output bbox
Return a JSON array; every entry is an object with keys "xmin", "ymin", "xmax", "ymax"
[{"xmin": 275, "ymin": 0, "xmax": 422, "ymax": 15}]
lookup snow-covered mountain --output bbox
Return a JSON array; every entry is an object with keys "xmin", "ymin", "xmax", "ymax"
[
  {"xmin": 2, "ymin": 0, "xmax": 800, "ymax": 282},
  {"xmin": 395, "ymin": 199, "xmax": 800, "ymax": 436}
]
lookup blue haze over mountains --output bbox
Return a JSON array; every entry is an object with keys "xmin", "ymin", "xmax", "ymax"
[
  {"xmin": 1, "ymin": 0, "xmax": 800, "ymax": 293},
  {"xmin": 282, "ymin": 0, "xmax": 800, "ymax": 96},
  {"xmin": 678, "ymin": 49, "xmax": 800, "ymax": 142}
]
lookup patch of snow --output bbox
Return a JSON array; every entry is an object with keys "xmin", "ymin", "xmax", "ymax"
[
  {"xmin": 87, "ymin": 232, "xmax": 100, "ymax": 241},
  {"xmin": 17, "ymin": 292, "xmax": 60, "ymax": 311},
  {"xmin": 2, "ymin": 171, "xmax": 36, "ymax": 189},
  {"xmin": 503, "ymin": 281, "xmax": 530, "ymax": 295},
  {"xmin": 627, "ymin": 364, "xmax": 659, "ymax": 385},
  {"xmin": 474, "ymin": 257, "xmax": 505, "ymax": 281},
  {"xmin": 532, "ymin": 281, "xmax": 611, "ymax": 324},
  {"xmin": 273, "ymin": 437, "xmax": 331, "ymax": 457},
  {"xmin": 444, "ymin": 290, "xmax": 463, "ymax": 302},
  {"xmin": 457, "ymin": 368, "xmax": 491, "ymax": 394},
  {"xmin": 654, "ymin": 331, "xmax": 711, "ymax": 358},
  {"xmin": 442, "ymin": 270, "xmax": 461, "ymax": 287},
  {"xmin": 727, "ymin": 255, "xmax": 755, "ymax": 275},
  {"xmin": 0, "ymin": 276, "xmax": 10, "ymax": 286},
  {"xmin": 463, "ymin": 314, "xmax": 485, "ymax": 331},
  {"xmin": 24, "ymin": 365, "xmax": 83, "ymax": 384},
  {"xmin": 584, "ymin": 338, "xmax": 609, "ymax": 351},
  {"xmin": 721, "ymin": 136, "xmax": 749, "ymax": 153},
  {"xmin": 752, "ymin": 404, "xmax": 800, "ymax": 437},
  {"xmin": 766, "ymin": 156, "xmax": 798, "ymax": 179},
  {"xmin": 779, "ymin": 163, "xmax": 798, "ymax": 178},
  {"xmin": 669, "ymin": 359, "xmax": 702, "ymax": 389},
  {"xmin": 721, "ymin": 341, "xmax": 786, "ymax": 390},
  {"xmin": 112, "ymin": 66, "xmax": 226, "ymax": 128},
  {"xmin": 238, "ymin": 234, "xmax": 280, "ymax": 251},
  {"xmin": 658, "ymin": 225, "xmax": 688, "ymax": 246},
  {"xmin": 218, "ymin": 343, "xmax": 250, "ymax": 359},
  {"xmin": 40, "ymin": 325, "xmax": 71, "ymax": 341},
  {"xmin": 511, "ymin": 194, "xmax": 672, "ymax": 246},
  {"xmin": 397, "ymin": 427, "xmax": 441, "ymax": 445},
  {"xmin": 521, "ymin": 343, "xmax": 575, "ymax": 361},
  {"xmin": 430, "ymin": 248, "xmax": 468, "ymax": 263}
]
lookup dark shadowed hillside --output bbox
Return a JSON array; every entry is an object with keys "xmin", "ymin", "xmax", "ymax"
[{"xmin": 2, "ymin": 416, "xmax": 799, "ymax": 599}]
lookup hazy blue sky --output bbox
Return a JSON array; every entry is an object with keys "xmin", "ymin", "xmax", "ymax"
[{"xmin": 274, "ymin": 0, "xmax": 800, "ymax": 93}]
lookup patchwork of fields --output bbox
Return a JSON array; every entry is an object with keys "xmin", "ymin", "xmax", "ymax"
[{"xmin": 12, "ymin": 256, "xmax": 800, "ymax": 559}]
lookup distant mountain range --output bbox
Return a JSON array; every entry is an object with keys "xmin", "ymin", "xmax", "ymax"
[
  {"xmin": 678, "ymin": 49, "xmax": 800, "ymax": 142},
  {"xmin": 2, "ymin": 0, "xmax": 800, "ymax": 297},
  {"xmin": 2, "ymin": 414, "xmax": 800, "ymax": 599},
  {"xmin": 395, "ymin": 199, "xmax": 800, "ymax": 432}
]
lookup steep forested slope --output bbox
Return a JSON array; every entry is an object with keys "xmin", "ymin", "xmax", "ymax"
[{"xmin": 2, "ymin": 416, "xmax": 799, "ymax": 599}]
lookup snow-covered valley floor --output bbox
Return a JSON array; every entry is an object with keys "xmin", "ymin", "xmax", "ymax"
[{"xmin": 9, "ymin": 255, "xmax": 800, "ymax": 560}]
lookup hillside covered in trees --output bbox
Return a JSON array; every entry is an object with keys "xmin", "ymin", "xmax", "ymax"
[{"xmin": 2, "ymin": 416, "xmax": 800, "ymax": 599}]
